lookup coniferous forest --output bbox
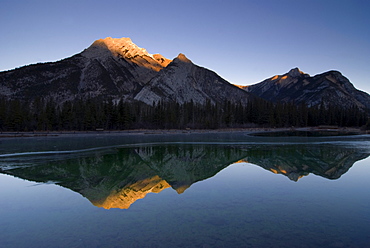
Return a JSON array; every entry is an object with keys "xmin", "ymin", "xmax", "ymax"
[{"xmin": 0, "ymin": 97, "xmax": 368, "ymax": 132}]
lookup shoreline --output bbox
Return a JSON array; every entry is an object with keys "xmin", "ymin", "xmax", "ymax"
[{"xmin": 0, "ymin": 126, "xmax": 366, "ymax": 138}]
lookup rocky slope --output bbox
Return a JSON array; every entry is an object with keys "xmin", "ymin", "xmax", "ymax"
[
  {"xmin": 135, "ymin": 53, "xmax": 253, "ymax": 105},
  {"xmin": 241, "ymin": 68, "xmax": 370, "ymax": 111}
]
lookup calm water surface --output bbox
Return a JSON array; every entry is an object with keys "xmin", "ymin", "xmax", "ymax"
[{"xmin": 0, "ymin": 132, "xmax": 370, "ymax": 248}]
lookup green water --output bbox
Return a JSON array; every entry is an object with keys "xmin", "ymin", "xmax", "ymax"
[{"xmin": 0, "ymin": 132, "xmax": 370, "ymax": 247}]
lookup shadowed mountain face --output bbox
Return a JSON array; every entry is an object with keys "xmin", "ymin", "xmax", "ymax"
[
  {"xmin": 1, "ymin": 143, "xmax": 368, "ymax": 209},
  {"xmin": 242, "ymin": 68, "xmax": 370, "ymax": 111}
]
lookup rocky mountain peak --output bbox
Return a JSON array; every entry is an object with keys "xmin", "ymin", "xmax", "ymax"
[
  {"xmin": 82, "ymin": 37, "xmax": 171, "ymax": 67},
  {"xmin": 96, "ymin": 37, "xmax": 154, "ymax": 59},
  {"xmin": 318, "ymin": 70, "xmax": 359, "ymax": 94},
  {"xmin": 287, "ymin": 67, "xmax": 306, "ymax": 77},
  {"xmin": 134, "ymin": 52, "xmax": 252, "ymax": 106},
  {"xmin": 174, "ymin": 53, "xmax": 192, "ymax": 64},
  {"xmin": 245, "ymin": 67, "xmax": 370, "ymax": 111},
  {"xmin": 80, "ymin": 37, "xmax": 171, "ymax": 75},
  {"xmin": 322, "ymin": 70, "xmax": 349, "ymax": 84},
  {"xmin": 153, "ymin": 54, "xmax": 172, "ymax": 67}
]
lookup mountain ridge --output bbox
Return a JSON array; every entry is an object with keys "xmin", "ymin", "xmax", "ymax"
[
  {"xmin": 134, "ymin": 52, "xmax": 254, "ymax": 105},
  {"xmin": 0, "ymin": 37, "xmax": 174, "ymax": 103},
  {"xmin": 241, "ymin": 67, "xmax": 370, "ymax": 111},
  {"xmin": 0, "ymin": 36, "xmax": 369, "ymax": 131},
  {"xmin": 0, "ymin": 37, "xmax": 257, "ymax": 106}
]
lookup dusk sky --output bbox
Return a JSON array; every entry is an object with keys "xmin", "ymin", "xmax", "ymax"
[{"xmin": 1, "ymin": 0, "xmax": 370, "ymax": 92}]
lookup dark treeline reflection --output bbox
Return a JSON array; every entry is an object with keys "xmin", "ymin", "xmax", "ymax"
[{"xmin": 1, "ymin": 144, "xmax": 369, "ymax": 209}]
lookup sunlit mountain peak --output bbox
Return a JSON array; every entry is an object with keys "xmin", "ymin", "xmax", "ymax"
[
  {"xmin": 94, "ymin": 37, "xmax": 154, "ymax": 59},
  {"xmin": 174, "ymin": 184, "xmax": 191, "ymax": 194},
  {"xmin": 82, "ymin": 37, "xmax": 172, "ymax": 70},
  {"xmin": 175, "ymin": 53, "xmax": 192, "ymax": 63}
]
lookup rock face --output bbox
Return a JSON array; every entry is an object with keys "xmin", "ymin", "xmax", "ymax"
[
  {"xmin": 79, "ymin": 37, "xmax": 172, "ymax": 99},
  {"xmin": 135, "ymin": 53, "xmax": 252, "ymax": 105},
  {"xmin": 242, "ymin": 68, "xmax": 370, "ymax": 111},
  {"xmin": 0, "ymin": 37, "xmax": 253, "ymax": 106}
]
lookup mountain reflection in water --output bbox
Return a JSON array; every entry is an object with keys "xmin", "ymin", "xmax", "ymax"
[
  {"xmin": 1, "ymin": 143, "xmax": 369, "ymax": 209},
  {"xmin": 242, "ymin": 144, "xmax": 370, "ymax": 181}
]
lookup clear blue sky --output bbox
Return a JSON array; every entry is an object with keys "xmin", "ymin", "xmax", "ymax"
[{"xmin": 1, "ymin": 0, "xmax": 370, "ymax": 92}]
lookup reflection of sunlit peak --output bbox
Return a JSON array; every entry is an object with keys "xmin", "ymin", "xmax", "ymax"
[
  {"xmin": 270, "ymin": 168, "xmax": 278, "ymax": 174},
  {"xmin": 233, "ymin": 159, "xmax": 247, "ymax": 164},
  {"xmin": 91, "ymin": 175, "xmax": 170, "ymax": 209},
  {"xmin": 279, "ymin": 169, "xmax": 287, "ymax": 174},
  {"xmin": 297, "ymin": 175, "xmax": 305, "ymax": 180},
  {"xmin": 268, "ymin": 166, "xmax": 307, "ymax": 181},
  {"xmin": 233, "ymin": 84, "xmax": 247, "ymax": 89},
  {"xmin": 174, "ymin": 184, "xmax": 191, "ymax": 194}
]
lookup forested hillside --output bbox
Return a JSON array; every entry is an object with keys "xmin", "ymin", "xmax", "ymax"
[{"xmin": 0, "ymin": 98, "xmax": 366, "ymax": 131}]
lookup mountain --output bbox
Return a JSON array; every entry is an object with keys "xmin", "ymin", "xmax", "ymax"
[
  {"xmin": 1, "ymin": 37, "xmax": 368, "ymax": 130},
  {"xmin": 242, "ymin": 144, "xmax": 369, "ymax": 181},
  {"xmin": 242, "ymin": 68, "xmax": 370, "ymax": 111},
  {"xmin": 2, "ymin": 37, "xmax": 368, "ymax": 110},
  {"xmin": 0, "ymin": 37, "xmax": 253, "ymax": 106},
  {"xmin": 0, "ymin": 37, "xmax": 170, "ymax": 103},
  {"xmin": 135, "ymin": 53, "xmax": 253, "ymax": 105}
]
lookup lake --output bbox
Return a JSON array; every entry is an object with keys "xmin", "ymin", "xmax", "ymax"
[{"xmin": 0, "ymin": 131, "xmax": 370, "ymax": 248}]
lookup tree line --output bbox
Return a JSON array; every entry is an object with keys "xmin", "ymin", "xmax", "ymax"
[{"xmin": 0, "ymin": 97, "xmax": 367, "ymax": 131}]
